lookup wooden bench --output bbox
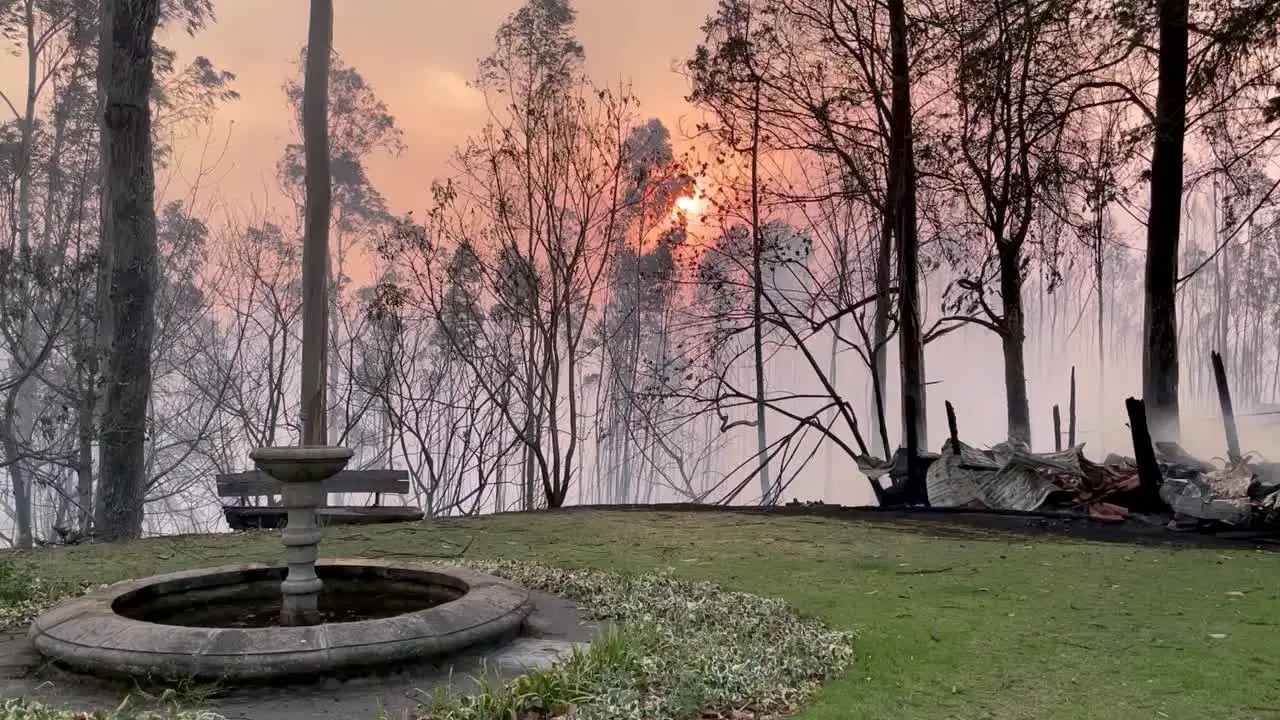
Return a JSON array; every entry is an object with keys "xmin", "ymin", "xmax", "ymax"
[{"xmin": 216, "ymin": 469, "xmax": 425, "ymax": 530}]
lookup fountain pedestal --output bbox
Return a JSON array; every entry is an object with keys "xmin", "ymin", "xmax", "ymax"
[{"xmin": 249, "ymin": 445, "xmax": 354, "ymax": 626}]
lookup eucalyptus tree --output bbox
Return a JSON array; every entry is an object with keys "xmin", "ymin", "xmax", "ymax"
[
  {"xmin": 355, "ymin": 238, "xmax": 508, "ymax": 516},
  {"xmin": 689, "ymin": 0, "xmax": 785, "ymax": 501},
  {"xmin": 203, "ymin": 221, "xmax": 304, "ymax": 453},
  {"xmin": 0, "ymin": 0, "xmax": 99, "ymax": 547},
  {"xmin": 403, "ymin": 0, "xmax": 634, "ymax": 510},
  {"xmin": 684, "ymin": 213, "xmax": 883, "ymax": 504},
  {"xmin": 1097, "ymin": 0, "xmax": 1280, "ymax": 442},
  {"xmin": 593, "ymin": 119, "xmax": 696, "ymax": 503},
  {"xmin": 280, "ymin": 50, "xmax": 403, "ymax": 449},
  {"xmin": 689, "ymin": 0, "xmax": 933, "ymax": 468},
  {"xmin": 0, "ymin": 0, "xmax": 234, "ymax": 545},
  {"xmin": 928, "ymin": 0, "xmax": 1112, "ymax": 447},
  {"xmin": 94, "ymin": 0, "xmax": 166, "ymax": 541}
]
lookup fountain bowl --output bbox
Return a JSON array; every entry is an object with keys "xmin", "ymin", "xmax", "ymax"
[
  {"xmin": 27, "ymin": 560, "xmax": 533, "ymax": 682},
  {"xmin": 249, "ymin": 445, "xmax": 354, "ymax": 484}
]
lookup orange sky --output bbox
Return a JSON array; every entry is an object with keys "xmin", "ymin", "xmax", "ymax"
[{"xmin": 146, "ymin": 0, "xmax": 717, "ymax": 218}]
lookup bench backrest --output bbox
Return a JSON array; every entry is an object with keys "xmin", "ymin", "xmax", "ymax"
[{"xmin": 215, "ymin": 469, "xmax": 410, "ymax": 498}]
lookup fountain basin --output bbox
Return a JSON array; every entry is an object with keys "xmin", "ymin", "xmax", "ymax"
[
  {"xmin": 27, "ymin": 560, "xmax": 533, "ymax": 681},
  {"xmin": 249, "ymin": 445, "xmax": 354, "ymax": 485}
]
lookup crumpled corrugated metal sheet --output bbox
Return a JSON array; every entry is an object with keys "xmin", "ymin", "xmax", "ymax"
[
  {"xmin": 924, "ymin": 445, "xmax": 988, "ymax": 509},
  {"xmin": 1159, "ymin": 475, "xmax": 1251, "ymax": 524},
  {"xmin": 1250, "ymin": 463, "xmax": 1280, "ymax": 499},
  {"xmin": 1159, "ymin": 458, "xmax": 1263, "ymax": 525},
  {"xmin": 855, "ymin": 455, "xmax": 893, "ymax": 482},
  {"xmin": 1257, "ymin": 489, "xmax": 1280, "ymax": 524},
  {"xmin": 927, "ymin": 440, "xmax": 1141, "ymax": 515},
  {"xmin": 921, "ymin": 437, "xmax": 1280, "ymax": 527},
  {"xmin": 928, "ymin": 440, "xmax": 1070, "ymax": 512}
]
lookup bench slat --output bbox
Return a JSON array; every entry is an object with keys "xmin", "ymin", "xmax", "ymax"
[{"xmin": 216, "ymin": 469, "xmax": 410, "ymax": 497}]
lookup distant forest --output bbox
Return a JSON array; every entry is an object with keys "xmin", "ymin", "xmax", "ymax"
[{"xmin": 1, "ymin": 0, "xmax": 1278, "ymax": 547}]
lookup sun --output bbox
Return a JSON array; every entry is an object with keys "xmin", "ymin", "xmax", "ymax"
[
  {"xmin": 674, "ymin": 195, "xmax": 701, "ymax": 213},
  {"xmin": 673, "ymin": 193, "xmax": 706, "ymax": 219}
]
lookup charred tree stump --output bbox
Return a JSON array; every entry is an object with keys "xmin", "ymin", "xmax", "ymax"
[
  {"xmin": 1125, "ymin": 397, "xmax": 1164, "ymax": 509},
  {"xmin": 945, "ymin": 400, "xmax": 960, "ymax": 455},
  {"xmin": 902, "ymin": 394, "xmax": 929, "ymax": 506},
  {"xmin": 1210, "ymin": 351, "xmax": 1241, "ymax": 463},
  {"xmin": 1053, "ymin": 405, "xmax": 1062, "ymax": 452},
  {"xmin": 871, "ymin": 397, "xmax": 934, "ymax": 508}
]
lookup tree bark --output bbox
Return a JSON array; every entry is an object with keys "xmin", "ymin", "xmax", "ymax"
[
  {"xmin": 95, "ymin": 0, "xmax": 162, "ymax": 542},
  {"xmin": 888, "ymin": 0, "xmax": 927, "ymax": 453},
  {"xmin": 1142, "ymin": 0, "xmax": 1189, "ymax": 443},
  {"xmin": 299, "ymin": 0, "xmax": 333, "ymax": 446}
]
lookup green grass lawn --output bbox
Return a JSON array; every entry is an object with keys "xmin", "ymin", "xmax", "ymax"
[{"xmin": 4, "ymin": 510, "xmax": 1278, "ymax": 720}]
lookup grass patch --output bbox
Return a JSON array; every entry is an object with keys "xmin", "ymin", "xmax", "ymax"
[{"xmin": 3, "ymin": 511, "xmax": 1280, "ymax": 719}]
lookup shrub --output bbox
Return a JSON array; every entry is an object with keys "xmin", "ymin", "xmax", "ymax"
[
  {"xmin": 0, "ymin": 557, "xmax": 86, "ymax": 632},
  {"xmin": 423, "ymin": 561, "xmax": 856, "ymax": 720}
]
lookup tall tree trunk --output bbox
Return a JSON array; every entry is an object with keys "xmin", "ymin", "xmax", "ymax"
[
  {"xmin": 749, "ymin": 81, "xmax": 773, "ymax": 504},
  {"xmin": 825, "ymin": 316, "xmax": 840, "ymax": 496},
  {"xmin": 1093, "ymin": 190, "xmax": 1106, "ymax": 453},
  {"xmin": 77, "ymin": 315, "xmax": 98, "ymax": 535},
  {"xmin": 888, "ymin": 0, "xmax": 927, "ymax": 455},
  {"xmin": 1141, "ymin": 0, "xmax": 1189, "ymax": 443},
  {"xmin": 299, "ymin": 0, "xmax": 333, "ymax": 446},
  {"xmin": 999, "ymin": 245, "xmax": 1032, "ymax": 446},
  {"xmin": 2, "ymin": 397, "xmax": 32, "ymax": 548},
  {"xmin": 494, "ymin": 414, "xmax": 508, "ymax": 511},
  {"xmin": 1213, "ymin": 175, "xmax": 1228, "ymax": 379},
  {"xmin": 870, "ymin": 212, "xmax": 893, "ymax": 459},
  {"xmin": 95, "ymin": 0, "xmax": 162, "ymax": 542}
]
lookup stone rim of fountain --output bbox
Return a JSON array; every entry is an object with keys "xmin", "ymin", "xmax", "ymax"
[{"xmin": 27, "ymin": 560, "xmax": 534, "ymax": 681}]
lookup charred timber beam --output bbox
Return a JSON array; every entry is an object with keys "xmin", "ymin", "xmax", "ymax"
[
  {"xmin": 1125, "ymin": 397, "xmax": 1163, "ymax": 506},
  {"xmin": 1210, "ymin": 351, "xmax": 1242, "ymax": 463}
]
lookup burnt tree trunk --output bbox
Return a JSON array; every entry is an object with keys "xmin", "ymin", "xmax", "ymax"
[
  {"xmin": 1210, "ymin": 350, "xmax": 1241, "ymax": 462},
  {"xmin": 999, "ymin": 244, "xmax": 1031, "ymax": 446},
  {"xmin": 1068, "ymin": 366, "xmax": 1077, "ymax": 448},
  {"xmin": 95, "ymin": 0, "xmax": 162, "ymax": 542},
  {"xmin": 1125, "ymin": 397, "xmax": 1164, "ymax": 510},
  {"xmin": 1141, "ymin": 0, "xmax": 1189, "ymax": 444},
  {"xmin": 888, "ymin": 0, "xmax": 926, "ymax": 452}
]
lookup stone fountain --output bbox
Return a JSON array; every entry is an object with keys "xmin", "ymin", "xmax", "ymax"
[
  {"xmin": 26, "ymin": 445, "xmax": 534, "ymax": 681},
  {"xmin": 251, "ymin": 445, "xmax": 352, "ymax": 626}
]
